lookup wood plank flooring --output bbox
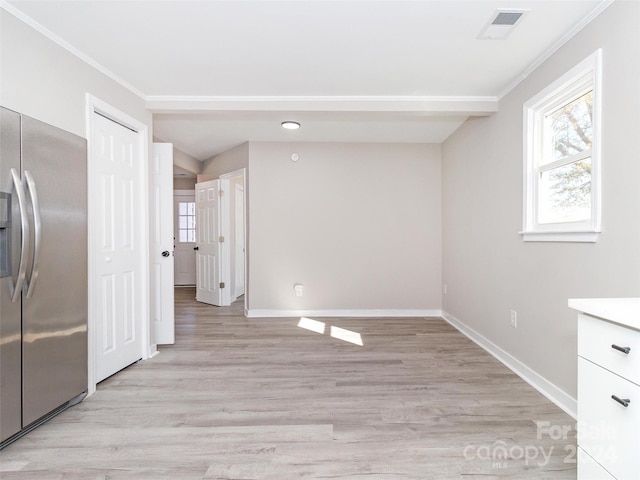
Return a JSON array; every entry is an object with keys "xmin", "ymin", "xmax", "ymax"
[{"xmin": 0, "ymin": 288, "xmax": 577, "ymax": 479}]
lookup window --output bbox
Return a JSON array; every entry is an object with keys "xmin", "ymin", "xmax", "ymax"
[
  {"xmin": 178, "ymin": 201, "xmax": 196, "ymax": 242},
  {"xmin": 522, "ymin": 50, "xmax": 601, "ymax": 242}
]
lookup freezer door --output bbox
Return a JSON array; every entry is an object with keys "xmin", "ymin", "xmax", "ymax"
[
  {"xmin": 0, "ymin": 107, "xmax": 23, "ymax": 442},
  {"xmin": 21, "ymin": 115, "xmax": 88, "ymax": 426}
]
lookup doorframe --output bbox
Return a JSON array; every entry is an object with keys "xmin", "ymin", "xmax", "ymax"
[
  {"xmin": 219, "ymin": 168, "xmax": 247, "ymax": 313},
  {"xmin": 233, "ymin": 181, "xmax": 245, "ymax": 300},
  {"xmin": 85, "ymin": 94, "xmax": 151, "ymax": 396}
]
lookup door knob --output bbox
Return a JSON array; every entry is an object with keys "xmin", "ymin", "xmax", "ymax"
[
  {"xmin": 162, "ymin": 250, "xmax": 170, "ymax": 257},
  {"xmin": 194, "ymin": 246, "xmax": 199, "ymax": 251}
]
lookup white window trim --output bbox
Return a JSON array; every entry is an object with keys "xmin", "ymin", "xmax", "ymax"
[
  {"xmin": 521, "ymin": 49, "xmax": 602, "ymax": 243},
  {"xmin": 177, "ymin": 199, "xmax": 196, "ymax": 243}
]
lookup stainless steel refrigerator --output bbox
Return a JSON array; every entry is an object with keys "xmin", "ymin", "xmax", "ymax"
[{"xmin": 0, "ymin": 106, "xmax": 88, "ymax": 448}]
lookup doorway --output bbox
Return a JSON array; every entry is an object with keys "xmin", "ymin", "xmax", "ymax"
[
  {"xmin": 193, "ymin": 169, "xmax": 246, "ymax": 309},
  {"xmin": 233, "ymin": 181, "xmax": 245, "ymax": 300},
  {"xmin": 174, "ymin": 190, "xmax": 197, "ymax": 286},
  {"xmin": 219, "ymin": 169, "xmax": 246, "ymax": 305}
]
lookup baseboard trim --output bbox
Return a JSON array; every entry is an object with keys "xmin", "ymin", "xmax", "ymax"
[
  {"xmin": 246, "ymin": 309, "xmax": 443, "ymax": 318},
  {"xmin": 442, "ymin": 310, "xmax": 577, "ymax": 419}
]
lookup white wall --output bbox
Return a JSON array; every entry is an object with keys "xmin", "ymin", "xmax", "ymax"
[
  {"xmin": 172, "ymin": 146, "xmax": 201, "ymax": 177},
  {"xmin": 0, "ymin": 10, "xmax": 150, "ymax": 137},
  {"xmin": 247, "ymin": 142, "xmax": 442, "ymax": 315},
  {"xmin": 173, "ymin": 177, "xmax": 196, "ymax": 190},
  {"xmin": 200, "ymin": 143, "xmax": 249, "ymax": 181},
  {"xmin": 441, "ymin": 0, "xmax": 640, "ymax": 408}
]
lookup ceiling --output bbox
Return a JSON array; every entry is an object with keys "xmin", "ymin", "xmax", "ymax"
[{"xmin": 5, "ymin": 0, "xmax": 611, "ymax": 167}]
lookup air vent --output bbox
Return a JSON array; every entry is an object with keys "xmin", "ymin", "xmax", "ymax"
[
  {"xmin": 479, "ymin": 9, "xmax": 528, "ymax": 40},
  {"xmin": 492, "ymin": 12, "xmax": 523, "ymax": 26}
]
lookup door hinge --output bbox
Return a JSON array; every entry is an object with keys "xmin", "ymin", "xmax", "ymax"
[
  {"xmin": 219, "ymin": 282, "xmax": 225, "ymax": 289},
  {"xmin": 218, "ymin": 190, "xmax": 224, "ymax": 197},
  {"xmin": 219, "ymin": 236, "xmax": 225, "ymax": 243}
]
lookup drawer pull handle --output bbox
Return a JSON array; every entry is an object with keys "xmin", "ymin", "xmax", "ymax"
[
  {"xmin": 611, "ymin": 344, "xmax": 631, "ymax": 354},
  {"xmin": 611, "ymin": 395, "xmax": 631, "ymax": 408}
]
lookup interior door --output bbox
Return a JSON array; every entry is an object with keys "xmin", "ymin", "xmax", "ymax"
[
  {"xmin": 150, "ymin": 143, "xmax": 175, "ymax": 345},
  {"xmin": 195, "ymin": 179, "xmax": 223, "ymax": 305},
  {"xmin": 92, "ymin": 112, "xmax": 144, "ymax": 383},
  {"xmin": 173, "ymin": 192, "xmax": 197, "ymax": 285}
]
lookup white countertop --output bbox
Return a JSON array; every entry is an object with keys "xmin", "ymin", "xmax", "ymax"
[{"xmin": 568, "ymin": 297, "xmax": 640, "ymax": 330}]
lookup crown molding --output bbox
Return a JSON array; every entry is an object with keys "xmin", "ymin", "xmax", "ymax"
[
  {"xmin": 0, "ymin": 0, "xmax": 146, "ymax": 100},
  {"xmin": 497, "ymin": 0, "xmax": 615, "ymax": 100}
]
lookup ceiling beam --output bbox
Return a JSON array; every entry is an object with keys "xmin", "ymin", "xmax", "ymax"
[{"xmin": 146, "ymin": 96, "xmax": 498, "ymax": 117}]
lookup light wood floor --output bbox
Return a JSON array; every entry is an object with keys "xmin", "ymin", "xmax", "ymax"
[{"xmin": 0, "ymin": 288, "xmax": 576, "ymax": 479}]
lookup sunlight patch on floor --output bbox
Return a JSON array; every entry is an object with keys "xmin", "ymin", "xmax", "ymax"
[
  {"xmin": 297, "ymin": 317, "xmax": 326, "ymax": 334},
  {"xmin": 330, "ymin": 325, "xmax": 363, "ymax": 346},
  {"xmin": 297, "ymin": 318, "xmax": 363, "ymax": 346}
]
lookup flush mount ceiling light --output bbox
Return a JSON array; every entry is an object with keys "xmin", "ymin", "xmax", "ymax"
[{"xmin": 281, "ymin": 121, "xmax": 301, "ymax": 130}]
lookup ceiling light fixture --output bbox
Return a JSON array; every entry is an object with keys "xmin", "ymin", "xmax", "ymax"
[{"xmin": 281, "ymin": 121, "xmax": 301, "ymax": 130}]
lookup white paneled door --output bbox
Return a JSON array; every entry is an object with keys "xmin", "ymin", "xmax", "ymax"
[
  {"xmin": 92, "ymin": 112, "xmax": 145, "ymax": 383},
  {"xmin": 150, "ymin": 143, "xmax": 175, "ymax": 345},
  {"xmin": 195, "ymin": 179, "xmax": 228, "ymax": 306}
]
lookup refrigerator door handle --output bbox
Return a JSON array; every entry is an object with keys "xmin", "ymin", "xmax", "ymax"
[
  {"xmin": 9, "ymin": 168, "xmax": 30, "ymax": 303},
  {"xmin": 24, "ymin": 170, "xmax": 41, "ymax": 299}
]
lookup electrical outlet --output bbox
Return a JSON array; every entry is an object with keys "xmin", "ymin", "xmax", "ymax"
[
  {"xmin": 510, "ymin": 310, "xmax": 518, "ymax": 328},
  {"xmin": 443, "ymin": 284, "xmax": 448, "ymax": 295}
]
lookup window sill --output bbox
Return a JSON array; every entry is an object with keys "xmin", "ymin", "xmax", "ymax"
[{"xmin": 520, "ymin": 230, "xmax": 600, "ymax": 243}]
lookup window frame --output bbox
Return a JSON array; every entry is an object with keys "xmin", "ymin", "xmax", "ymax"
[
  {"xmin": 521, "ymin": 49, "xmax": 602, "ymax": 243},
  {"xmin": 177, "ymin": 200, "xmax": 196, "ymax": 243}
]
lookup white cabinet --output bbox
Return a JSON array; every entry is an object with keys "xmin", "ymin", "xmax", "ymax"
[
  {"xmin": 569, "ymin": 298, "xmax": 640, "ymax": 480},
  {"xmin": 577, "ymin": 447, "xmax": 615, "ymax": 480}
]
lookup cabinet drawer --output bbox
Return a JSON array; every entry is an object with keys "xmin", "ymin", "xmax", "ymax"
[
  {"xmin": 578, "ymin": 313, "xmax": 640, "ymax": 385},
  {"xmin": 578, "ymin": 357, "xmax": 640, "ymax": 479},
  {"xmin": 578, "ymin": 447, "xmax": 615, "ymax": 480}
]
